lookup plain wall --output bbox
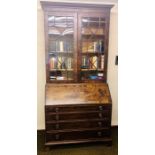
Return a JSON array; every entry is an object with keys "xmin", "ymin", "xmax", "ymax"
[
  {"xmin": 37, "ymin": 0, "xmax": 118, "ymax": 129},
  {"xmin": 37, "ymin": 7, "xmax": 46, "ymax": 129},
  {"xmin": 107, "ymin": 11, "xmax": 118, "ymax": 125}
]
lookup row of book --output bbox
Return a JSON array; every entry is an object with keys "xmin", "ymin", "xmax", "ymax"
[
  {"xmin": 81, "ymin": 55, "xmax": 104, "ymax": 69},
  {"xmin": 49, "ymin": 56, "xmax": 73, "ymax": 70},
  {"xmin": 49, "ymin": 41, "xmax": 73, "ymax": 52},
  {"xmin": 82, "ymin": 40, "xmax": 104, "ymax": 53}
]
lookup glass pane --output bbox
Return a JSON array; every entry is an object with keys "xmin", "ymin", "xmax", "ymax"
[
  {"xmin": 48, "ymin": 16, "xmax": 74, "ymax": 28},
  {"xmin": 48, "ymin": 16, "xmax": 55, "ymax": 27},
  {"xmin": 48, "ymin": 15, "xmax": 74, "ymax": 81},
  {"xmin": 55, "ymin": 16, "xmax": 67, "ymax": 27},
  {"xmin": 81, "ymin": 16, "xmax": 106, "ymax": 81}
]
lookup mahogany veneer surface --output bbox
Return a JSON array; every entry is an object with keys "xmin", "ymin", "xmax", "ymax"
[{"xmin": 46, "ymin": 83, "xmax": 112, "ymax": 105}]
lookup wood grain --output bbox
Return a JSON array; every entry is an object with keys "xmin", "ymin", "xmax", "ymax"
[{"xmin": 46, "ymin": 83, "xmax": 112, "ymax": 105}]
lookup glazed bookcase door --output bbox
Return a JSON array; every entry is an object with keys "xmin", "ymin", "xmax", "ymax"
[
  {"xmin": 78, "ymin": 13, "xmax": 108, "ymax": 82},
  {"xmin": 45, "ymin": 12, "xmax": 77, "ymax": 82}
]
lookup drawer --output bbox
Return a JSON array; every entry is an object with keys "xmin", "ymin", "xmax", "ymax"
[
  {"xmin": 46, "ymin": 111, "xmax": 110, "ymax": 121},
  {"xmin": 46, "ymin": 118, "xmax": 111, "ymax": 130},
  {"xmin": 45, "ymin": 129, "xmax": 111, "ymax": 142},
  {"xmin": 45, "ymin": 104, "xmax": 111, "ymax": 113}
]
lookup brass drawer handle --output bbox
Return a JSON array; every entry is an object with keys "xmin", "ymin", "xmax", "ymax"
[
  {"xmin": 99, "ymin": 106, "xmax": 103, "ymax": 110},
  {"xmin": 55, "ymin": 124, "xmax": 59, "ymax": 129},
  {"xmin": 56, "ymin": 115, "xmax": 59, "ymax": 120},
  {"xmin": 97, "ymin": 132, "xmax": 102, "ymax": 137},
  {"xmin": 98, "ymin": 122, "xmax": 102, "ymax": 127},
  {"xmin": 99, "ymin": 113, "xmax": 102, "ymax": 118},
  {"xmin": 55, "ymin": 107, "xmax": 59, "ymax": 112},
  {"xmin": 55, "ymin": 134, "xmax": 60, "ymax": 140}
]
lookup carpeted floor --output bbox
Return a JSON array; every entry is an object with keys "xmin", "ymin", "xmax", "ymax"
[{"xmin": 37, "ymin": 127, "xmax": 118, "ymax": 155}]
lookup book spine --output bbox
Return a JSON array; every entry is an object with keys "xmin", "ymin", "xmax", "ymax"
[
  {"xmin": 91, "ymin": 56, "xmax": 97, "ymax": 69},
  {"xmin": 61, "ymin": 57, "xmax": 66, "ymax": 69},
  {"xmin": 83, "ymin": 56, "xmax": 86, "ymax": 66},
  {"xmin": 56, "ymin": 41, "xmax": 59, "ymax": 52},
  {"xmin": 101, "ymin": 55, "xmax": 104, "ymax": 69},
  {"xmin": 94, "ymin": 42, "xmax": 97, "ymax": 52},
  {"xmin": 68, "ymin": 58, "xmax": 72, "ymax": 69},
  {"xmin": 88, "ymin": 42, "xmax": 94, "ymax": 52},
  {"xmin": 64, "ymin": 41, "xmax": 67, "ymax": 52},
  {"xmin": 82, "ymin": 56, "xmax": 87, "ymax": 67},
  {"xmin": 49, "ymin": 57, "xmax": 56, "ymax": 69},
  {"xmin": 60, "ymin": 41, "xmax": 64, "ymax": 52},
  {"xmin": 57, "ymin": 56, "xmax": 62, "ymax": 69},
  {"xmin": 99, "ymin": 40, "xmax": 104, "ymax": 53}
]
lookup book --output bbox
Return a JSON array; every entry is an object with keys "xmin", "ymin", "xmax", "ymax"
[
  {"xmin": 56, "ymin": 57, "xmax": 66, "ymax": 69},
  {"xmin": 90, "ymin": 56, "xmax": 98, "ymax": 69},
  {"xmin": 60, "ymin": 41, "xmax": 64, "ymax": 52},
  {"xmin": 56, "ymin": 76, "xmax": 64, "ymax": 80},
  {"xmin": 57, "ymin": 56, "xmax": 62, "ymax": 69},
  {"xmin": 93, "ymin": 56, "xmax": 98, "ymax": 68},
  {"xmin": 88, "ymin": 42, "xmax": 94, "ymax": 52},
  {"xmin": 98, "ymin": 73, "xmax": 104, "ymax": 77},
  {"xmin": 99, "ymin": 40, "xmax": 104, "ymax": 53},
  {"xmin": 93, "ymin": 42, "xmax": 98, "ymax": 52},
  {"xmin": 82, "ymin": 42, "xmax": 94, "ymax": 53},
  {"xmin": 82, "ymin": 56, "xmax": 89, "ymax": 68},
  {"xmin": 50, "ymin": 76, "xmax": 56, "ymax": 80},
  {"xmin": 81, "ymin": 56, "xmax": 89, "ymax": 69},
  {"xmin": 89, "ymin": 75, "xmax": 98, "ymax": 80},
  {"xmin": 49, "ymin": 57, "xmax": 56, "ymax": 69},
  {"xmin": 101, "ymin": 55, "xmax": 104, "ymax": 69},
  {"xmin": 61, "ymin": 57, "xmax": 66, "ymax": 69},
  {"xmin": 82, "ymin": 41, "xmax": 104, "ymax": 53},
  {"xmin": 67, "ymin": 57, "xmax": 72, "ymax": 69}
]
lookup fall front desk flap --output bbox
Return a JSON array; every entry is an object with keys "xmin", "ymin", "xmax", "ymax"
[{"xmin": 46, "ymin": 83, "xmax": 112, "ymax": 105}]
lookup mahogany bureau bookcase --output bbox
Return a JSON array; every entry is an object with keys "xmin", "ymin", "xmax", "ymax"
[{"xmin": 40, "ymin": 1, "xmax": 114, "ymax": 146}]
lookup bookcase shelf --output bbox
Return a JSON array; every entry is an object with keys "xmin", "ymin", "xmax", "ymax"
[
  {"xmin": 48, "ymin": 34, "xmax": 73, "ymax": 37},
  {"xmin": 81, "ymin": 52, "xmax": 104, "ymax": 55},
  {"xmin": 50, "ymin": 69, "xmax": 73, "ymax": 71},
  {"xmin": 81, "ymin": 69, "xmax": 103, "ymax": 71},
  {"xmin": 49, "ymin": 52, "xmax": 73, "ymax": 55},
  {"xmin": 82, "ymin": 34, "xmax": 105, "ymax": 36},
  {"xmin": 81, "ymin": 79, "xmax": 104, "ymax": 82},
  {"xmin": 50, "ymin": 78, "xmax": 74, "ymax": 82}
]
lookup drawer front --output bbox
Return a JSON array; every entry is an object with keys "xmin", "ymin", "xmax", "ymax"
[
  {"xmin": 46, "ymin": 129, "xmax": 111, "ymax": 142},
  {"xmin": 45, "ymin": 105, "xmax": 111, "ymax": 113},
  {"xmin": 46, "ymin": 119, "xmax": 110, "ymax": 130},
  {"xmin": 46, "ymin": 110, "xmax": 110, "ymax": 121}
]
